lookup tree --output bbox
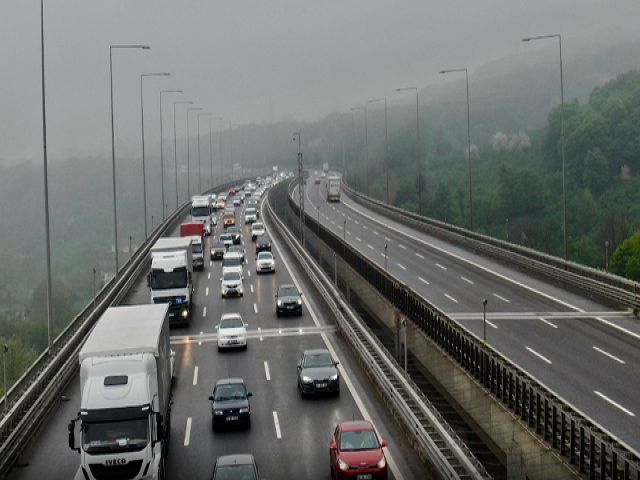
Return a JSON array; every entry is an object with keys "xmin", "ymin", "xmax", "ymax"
[
  {"xmin": 610, "ymin": 231, "xmax": 640, "ymax": 281},
  {"xmin": 582, "ymin": 148, "xmax": 611, "ymax": 196}
]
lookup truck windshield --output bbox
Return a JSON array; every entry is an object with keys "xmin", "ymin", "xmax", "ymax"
[
  {"xmin": 151, "ymin": 270, "xmax": 188, "ymax": 289},
  {"xmin": 192, "ymin": 206, "xmax": 209, "ymax": 217},
  {"xmin": 82, "ymin": 418, "xmax": 148, "ymax": 454},
  {"xmin": 192, "ymin": 244, "xmax": 203, "ymax": 254}
]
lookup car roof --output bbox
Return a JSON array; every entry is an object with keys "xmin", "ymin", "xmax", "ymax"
[
  {"xmin": 215, "ymin": 453, "xmax": 255, "ymax": 467},
  {"xmin": 215, "ymin": 377, "xmax": 245, "ymax": 386},
  {"xmin": 257, "ymin": 235, "xmax": 270, "ymax": 241},
  {"xmin": 304, "ymin": 348, "xmax": 330, "ymax": 356},
  {"xmin": 339, "ymin": 420, "xmax": 375, "ymax": 432},
  {"xmin": 221, "ymin": 313, "xmax": 242, "ymax": 320},
  {"xmin": 213, "ymin": 241, "xmax": 225, "ymax": 247},
  {"xmin": 223, "ymin": 251, "xmax": 243, "ymax": 258}
]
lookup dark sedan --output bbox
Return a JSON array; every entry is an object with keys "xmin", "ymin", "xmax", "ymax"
[
  {"xmin": 297, "ymin": 349, "xmax": 340, "ymax": 396},
  {"xmin": 275, "ymin": 284, "xmax": 302, "ymax": 316},
  {"xmin": 211, "ymin": 241, "xmax": 226, "ymax": 260},
  {"xmin": 255, "ymin": 235, "xmax": 272, "ymax": 254},
  {"xmin": 212, "ymin": 454, "xmax": 261, "ymax": 480},
  {"xmin": 209, "ymin": 378, "xmax": 252, "ymax": 430}
]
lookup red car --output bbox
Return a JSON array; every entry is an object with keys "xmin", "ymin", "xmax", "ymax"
[
  {"xmin": 329, "ymin": 421, "xmax": 388, "ymax": 479},
  {"xmin": 314, "ymin": 178, "xmax": 321, "ymax": 184}
]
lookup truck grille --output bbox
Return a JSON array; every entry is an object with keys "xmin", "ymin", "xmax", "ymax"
[{"xmin": 89, "ymin": 460, "xmax": 143, "ymax": 480}]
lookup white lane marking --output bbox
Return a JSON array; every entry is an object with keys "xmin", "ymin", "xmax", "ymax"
[
  {"xmin": 347, "ymin": 231, "xmax": 352, "ymax": 236},
  {"xmin": 444, "ymin": 293, "xmax": 458, "ymax": 304},
  {"xmin": 250, "ymin": 284, "xmax": 254, "ymax": 293},
  {"xmin": 384, "ymin": 236, "xmax": 391, "ymax": 242},
  {"xmin": 539, "ymin": 317, "xmax": 558, "ymax": 329},
  {"xmin": 493, "ymin": 293, "xmax": 511, "ymax": 304},
  {"xmin": 268, "ymin": 208, "xmax": 405, "ymax": 480},
  {"xmin": 193, "ymin": 366, "xmax": 199, "ymax": 386},
  {"xmin": 205, "ymin": 287, "xmax": 209, "ymax": 296},
  {"xmin": 347, "ymin": 216, "xmax": 352, "ymax": 220},
  {"xmin": 184, "ymin": 418, "xmax": 192, "ymax": 446},
  {"xmin": 264, "ymin": 361, "xmax": 271, "ymax": 381},
  {"xmin": 209, "ymin": 260, "xmax": 213, "ymax": 267},
  {"xmin": 367, "ymin": 244, "xmax": 375, "ymax": 250},
  {"xmin": 594, "ymin": 390, "xmax": 635, "ymax": 417},
  {"xmin": 436, "ymin": 263, "xmax": 447, "ymax": 270},
  {"xmin": 356, "ymin": 237, "xmax": 362, "ymax": 242},
  {"xmin": 486, "ymin": 320, "xmax": 498, "ymax": 329},
  {"xmin": 208, "ymin": 272, "xmax": 211, "ymax": 280},
  {"xmin": 381, "ymin": 253, "xmax": 386, "ymax": 258},
  {"xmin": 363, "ymin": 225, "xmax": 369, "ymax": 230},
  {"xmin": 593, "ymin": 346, "xmax": 626, "ymax": 365},
  {"xmin": 418, "ymin": 276, "xmax": 430, "ymax": 285},
  {"xmin": 258, "ymin": 327, "xmax": 263, "ymax": 341},
  {"xmin": 355, "ymin": 220, "xmax": 360, "ymax": 225},
  {"xmin": 415, "ymin": 252, "xmax": 424, "ymax": 259},
  {"xmin": 337, "ymin": 225, "xmax": 343, "ymax": 230},
  {"xmin": 398, "ymin": 244, "xmax": 406, "ymax": 250},
  {"xmin": 202, "ymin": 307, "xmax": 207, "ymax": 317},
  {"xmin": 397, "ymin": 263, "xmax": 407, "ymax": 270},
  {"xmin": 254, "ymin": 303, "xmax": 258, "ymax": 314},
  {"xmin": 247, "ymin": 270, "xmax": 251, "ymax": 277},
  {"xmin": 373, "ymin": 230, "xmax": 379, "ymax": 235},
  {"xmin": 273, "ymin": 411, "xmax": 282, "ymax": 439},
  {"xmin": 198, "ymin": 331, "xmax": 203, "ymax": 346},
  {"xmin": 526, "ymin": 346, "xmax": 552, "ymax": 365},
  {"xmin": 342, "ymin": 197, "xmax": 640, "ymax": 341},
  {"xmin": 331, "ymin": 220, "xmax": 336, "ymax": 225},
  {"xmin": 461, "ymin": 276, "xmax": 474, "ymax": 285}
]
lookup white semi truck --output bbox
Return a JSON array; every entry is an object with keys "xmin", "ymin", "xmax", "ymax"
[
  {"xmin": 326, "ymin": 175, "xmax": 341, "ymax": 202},
  {"xmin": 149, "ymin": 237, "xmax": 193, "ymax": 326},
  {"xmin": 68, "ymin": 304, "xmax": 175, "ymax": 480},
  {"xmin": 191, "ymin": 195, "xmax": 213, "ymax": 235}
]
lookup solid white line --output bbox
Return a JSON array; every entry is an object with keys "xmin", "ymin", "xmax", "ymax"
[
  {"xmin": 493, "ymin": 293, "xmax": 511, "ymax": 304},
  {"xmin": 593, "ymin": 346, "xmax": 626, "ymax": 365},
  {"xmin": 381, "ymin": 253, "xmax": 386, "ymax": 258},
  {"xmin": 356, "ymin": 237, "xmax": 362, "ymax": 242},
  {"xmin": 415, "ymin": 252, "xmax": 424, "ymax": 259},
  {"xmin": 205, "ymin": 287, "xmax": 209, "ymax": 296},
  {"xmin": 418, "ymin": 276, "xmax": 430, "ymax": 285},
  {"xmin": 594, "ymin": 390, "xmax": 635, "ymax": 416},
  {"xmin": 398, "ymin": 244, "xmax": 406, "ymax": 250},
  {"xmin": 444, "ymin": 293, "xmax": 458, "ymax": 304},
  {"xmin": 367, "ymin": 244, "xmax": 374, "ymax": 250},
  {"xmin": 250, "ymin": 284, "xmax": 254, "ymax": 293},
  {"xmin": 258, "ymin": 327, "xmax": 263, "ymax": 341},
  {"xmin": 193, "ymin": 366, "xmax": 199, "ymax": 386},
  {"xmin": 436, "ymin": 263, "xmax": 447, "ymax": 270},
  {"xmin": 264, "ymin": 361, "xmax": 271, "ymax": 381},
  {"xmin": 347, "ymin": 216, "xmax": 352, "ymax": 220},
  {"xmin": 461, "ymin": 276, "xmax": 474, "ymax": 285},
  {"xmin": 337, "ymin": 225, "xmax": 343, "ymax": 230},
  {"xmin": 272, "ymin": 411, "xmax": 282, "ymax": 439},
  {"xmin": 184, "ymin": 418, "xmax": 192, "ymax": 446},
  {"xmin": 373, "ymin": 230, "xmax": 379, "ymax": 235},
  {"xmin": 539, "ymin": 317, "xmax": 558, "ymax": 329},
  {"xmin": 202, "ymin": 307, "xmax": 207, "ymax": 317},
  {"xmin": 526, "ymin": 346, "xmax": 552, "ymax": 365},
  {"xmin": 397, "ymin": 263, "xmax": 407, "ymax": 270},
  {"xmin": 254, "ymin": 303, "xmax": 258, "ymax": 314}
]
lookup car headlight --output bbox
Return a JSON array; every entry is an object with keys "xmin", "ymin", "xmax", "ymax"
[
  {"xmin": 213, "ymin": 409, "xmax": 224, "ymax": 416},
  {"xmin": 329, "ymin": 374, "xmax": 338, "ymax": 381},
  {"xmin": 297, "ymin": 299, "xmax": 302, "ymax": 305},
  {"xmin": 238, "ymin": 407, "xmax": 249, "ymax": 414},
  {"xmin": 181, "ymin": 309, "xmax": 188, "ymax": 318},
  {"xmin": 277, "ymin": 299, "xmax": 283, "ymax": 306},
  {"xmin": 377, "ymin": 456, "xmax": 386, "ymax": 469},
  {"xmin": 338, "ymin": 459, "xmax": 349, "ymax": 471},
  {"xmin": 301, "ymin": 376, "xmax": 313, "ymax": 383}
]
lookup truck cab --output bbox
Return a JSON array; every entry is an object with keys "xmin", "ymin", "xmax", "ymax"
[{"xmin": 191, "ymin": 196, "xmax": 213, "ymax": 235}]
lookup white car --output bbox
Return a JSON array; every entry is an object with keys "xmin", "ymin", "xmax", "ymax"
[
  {"xmin": 256, "ymin": 251, "xmax": 275, "ymax": 274},
  {"xmin": 222, "ymin": 251, "xmax": 244, "ymax": 276},
  {"xmin": 245, "ymin": 208, "xmax": 258, "ymax": 224},
  {"xmin": 221, "ymin": 271, "xmax": 244, "ymax": 298},
  {"xmin": 210, "ymin": 214, "xmax": 217, "ymax": 226},
  {"xmin": 251, "ymin": 222, "xmax": 265, "ymax": 241},
  {"xmin": 217, "ymin": 313, "xmax": 247, "ymax": 350},
  {"xmin": 233, "ymin": 198, "xmax": 241, "ymax": 207}
]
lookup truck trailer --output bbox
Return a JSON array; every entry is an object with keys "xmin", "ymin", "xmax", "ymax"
[
  {"xmin": 68, "ymin": 304, "xmax": 175, "ymax": 480},
  {"xmin": 326, "ymin": 175, "xmax": 341, "ymax": 202}
]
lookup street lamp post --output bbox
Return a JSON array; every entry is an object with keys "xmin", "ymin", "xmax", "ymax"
[
  {"xmin": 213, "ymin": 117, "xmax": 223, "ymax": 184},
  {"xmin": 350, "ymin": 106, "xmax": 368, "ymax": 194},
  {"xmin": 482, "ymin": 298, "xmax": 488, "ymax": 344},
  {"xmin": 368, "ymin": 98, "xmax": 389, "ymax": 204},
  {"xmin": 293, "ymin": 132, "xmax": 304, "ymax": 246},
  {"xmin": 523, "ymin": 33, "xmax": 567, "ymax": 261},
  {"xmin": 206, "ymin": 114, "xmax": 213, "ymax": 190},
  {"xmin": 173, "ymin": 100, "xmax": 193, "ymax": 208},
  {"xmin": 197, "ymin": 112, "xmax": 210, "ymax": 194},
  {"xmin": 187, "ymin": 107, "xmax": 203, "ymax": 198},
  {"xmin": 140, "ymin": 73, "xmax": 170, "ymax": 238},
  {"xmin": 110, "ymin": 44, "xmax": 149, "ymax": 275},
  {"xmin": 395, "ymin": 87, "xmax": 421, "ymax": 212},
  {"xmin": 159, "ymin": 89, "xmax": 182, "ymax": 220},
  {"xmin": 440, "ymin": 68, "xmax": 473, "ymax": 229}
]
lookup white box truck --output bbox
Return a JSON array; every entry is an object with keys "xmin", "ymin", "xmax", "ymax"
[
  {"xmin": 68, "ymin": 304, "xmax": 175, "ymax": 480},
  {"xmin": 191, "ymin": 195, "xmax": 213, "ymax": 235},
  {"xmin": 326, "ymin": 175, "xmax": 341, "ymax": 202},
  {"xmin": 149, "ymin": 237, "xmax": 193, "ymax": 326}
]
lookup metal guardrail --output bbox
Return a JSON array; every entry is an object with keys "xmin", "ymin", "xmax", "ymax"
[
  {"xmin": 266, "ymin": 181, "xmax": 489, "ymax": 480},
  {"xmin": 341, "ymin": 181, "xmax": 640, "ymax": 313},
  {"xmin": 0, "ymin": 179, "xmax": 245, "ymax": 478},
  {"xmin": 287, "ymin": 179, "xmax": 640, "ymax": 480}
]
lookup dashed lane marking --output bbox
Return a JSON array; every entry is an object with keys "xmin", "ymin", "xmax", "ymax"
[
  {"xmin": 593, "ymin": 346, "xmax": 626, "ymax": 365},
  {"xmin": 184, "ymin": 418, "xmax": 192, "ymax": 446},
  {"xmin": 493, "ymin": 293, "xmax": 511, "ymax": 304},
  {"xmin": 202, "ymin": 307, "xmax": 207, "ymax": 317},
  {"xmin": 444, "ymin": 293, "xmax": 458, "ymax": 304},
  {"xmin": 205, "ymin": 287, "xmax": 209, "ymax": 296},
  {"xmin": 461, "ymin": 276, "xmax": 474, "ymax": 285},
  {"xmin": 273, "ymin": 411, "xmax": 282, "ymax": 439},
  {"xmin": 254, "ymin": 303, "xmax": 258, "ymax": 314},
  {"xmin": 397, "ymin": 264, "xmax": 406, "ymax": 270},
  {"xmin": 418, "ymin": 276, "xmax": 430, "ymax": 285},
  {"xmin": 193, "ymin": 366, "xmax": 199, "ymax": 386},
  {"xmin": 415, "ymin": 252, "xmax": 424, "ymax": 259},
  {"xmin": 594, "ymin": 390, "xmax": 635, "ymax": 417},
  {"xmin": 539, "ymin": 317, "xmax": 558, "ymax": 329},
  {"xmin": 526, "ymin": 346, "xmax": 552, "ymax": 365},
  {"xmin": 436, "ymin": 263, "xmax": 447, "ymax": 271},
  {"xmin": 264, "ymin": 361, "xmax": 271, "ymax": 381}
]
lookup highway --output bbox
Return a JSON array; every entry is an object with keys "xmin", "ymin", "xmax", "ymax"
[
  {"xmin": 300, "ymin": 174, "xmax": 640, "ymax": 452},
  {"xmin": 7, "ymin": 188, "xmax": 426, "ymax": 480}
]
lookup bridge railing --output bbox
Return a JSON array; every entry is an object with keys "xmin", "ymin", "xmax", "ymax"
[
  {"xmin": 341, "ymin": 181, "xmax": 640, "ymax": 313},
  {"xmin": 290, "ymin": 179, "xmax": 640, "ymax": 480}
]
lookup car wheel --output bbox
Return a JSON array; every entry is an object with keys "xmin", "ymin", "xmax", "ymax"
[
  {"xmin": 217, "ymin": 346, "xmax": 222, "ymax": 352},
  {"xmin": 276, "ymin": 311, "xmax": 280, "ymax": 318}
]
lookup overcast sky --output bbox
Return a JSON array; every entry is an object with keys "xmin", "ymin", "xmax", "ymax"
[{"xmin": 2, "ymin": 0, "xmax": 640, "ymax": 163}]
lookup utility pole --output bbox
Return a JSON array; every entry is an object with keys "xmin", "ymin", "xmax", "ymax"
[{"xmin": 293, "ymin": 132, "xmax": 304, "ymax": 246}]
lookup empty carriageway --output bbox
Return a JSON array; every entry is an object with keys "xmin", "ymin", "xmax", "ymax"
[
  {"xmin": 8, "ymin": 194, "xmax": 425, "ymax": 480},
  {"xmin": 301, "ymin": 173, "xmax": 640, "ymax": 453}
]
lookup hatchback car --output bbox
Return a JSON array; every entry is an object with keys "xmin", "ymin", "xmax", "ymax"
[
  {"xmin": 221, "ymin": 271, "xmax": 244, "ymax": 298},
  {"xmin": 255, "ymin": 235, "xmax": 272, "ymax": 254},
  {"xmin": 212, "ymin": 454, "xmax": 261, "ymax": 480},
  {"xmin": 256, "ymin": 251, "xmax": 275, "ymax": 274},
  {"xmin": 298, "ymin": 349, "xmax": 340, "ymax": 396},
  {"xmin": 275, "ymin": 284, "xmax": 302, "ymax": 316},
  {"xmin": 329, "ymin": 421, "xmax": 388, "ymax": 479},
  {"xmin": 211, "ymin": 241, "xmax": 226, "ymax": 260},
  {"xmin": 251, "ymin": 222, "xmax": 265, "ymax": 241},
  {"xmin": 216, "ymin": 313, "xmax": 247, "ymax": 349},
  {"xmin": 209, "ymin": 378, "xmax": 252, "ymax": 429},
  {"xmin": 222, "ymin": 252, "xmax": 244, "ymax": 277}
]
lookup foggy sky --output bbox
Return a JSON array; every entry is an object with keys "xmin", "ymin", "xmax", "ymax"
[{"xmin": 2, "ymin": 0, "xmax": 640, "ymax": 163}]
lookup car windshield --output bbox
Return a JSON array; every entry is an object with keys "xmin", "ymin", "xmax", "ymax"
[
  {"xmin": 303, "ymin": 353, "xmax": 333, "ymax": 368},
  {"xmin": 252, "ymin": 223, "xmax": 263, "ymax": 231},
  {"xmin": 278, "ymin": 286, "xmax": 298, "ymax": 297},
  {"xmin": 220, "ymin": 317, "xmax": 244, "ymax": 329},
  {"xmin": 257, "ymin": 252, "xmax": 272, "ymax": 261},
  {"xmin": 192, "ymin": 206, "xmax": 209, "ymax": 217},
  {"xmin": 340, "ymin": 429, "xmax": 379, "ymax": 452},
  {"xmin": 220, "ymin": 235, "xmax": 232, "ymax": 242},
  {"xmin": 151, "ymin": 270, "xmax": 188, "ymax": 289},
  {"xmin": 213, "ymin": 242, "xmax": 225, "ymax": 249},
  {"xmin": 223, "ymin": 257, "xmax": 242, "ymax": 267},
  {"xmin": 258, "ymin": 237, "xmax": 270, "ymax": 244},
  {"xmin": 223, "ymin": 272, "xmax": 241, "ymax": 281},
  {"xmin": 192, "ymin": 244, "xmax": 203, "ymax": 254},
  {"xmin": 82, "ymin": 418, "xmax": 148, "ymax": 454},
  {"xmin": 214, "ymin": 464, "xmax": 256, "ymax": 480},
  {"xmin": 246, "ymin": 208, "xmax": 256, "ymax": 214},
  {"xmin": 214, "ymin": 383, "xmax": 247, "ymax": 401}
]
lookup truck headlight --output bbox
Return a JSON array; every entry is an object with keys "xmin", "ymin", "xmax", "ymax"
[
  {"xmin": 302, "ymin": 376, "xmax": 313, "ymax": 383},
  {"xmin": 181, "ymin": 309, "xmax": 189, "ymax": 318}
]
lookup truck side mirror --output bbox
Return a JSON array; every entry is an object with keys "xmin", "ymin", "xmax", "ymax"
[{"xmin": 68, "ymin": 419, "xmax": 80, "ymax": 452}]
